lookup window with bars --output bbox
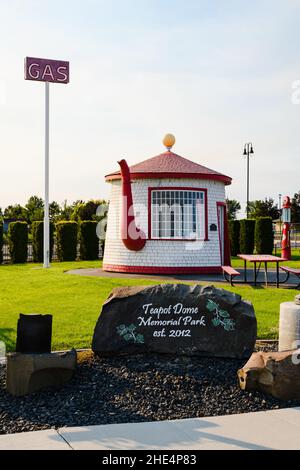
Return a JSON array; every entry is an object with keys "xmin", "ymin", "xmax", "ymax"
[{"xmin": 150, "ymin": 189, "xmax": 206, "ymax": 240}]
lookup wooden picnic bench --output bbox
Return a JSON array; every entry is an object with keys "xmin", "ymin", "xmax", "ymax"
[
  {"xmin": 237, "ymin": 254, "xmax": 288, "ymax": 288},
  {"xmin": 280, "ymin": 266, "xmax": 300, "ymax": 288},
  {"xmin": 222, "ymin": 266, "xmax": 241, "ymax": 286}
]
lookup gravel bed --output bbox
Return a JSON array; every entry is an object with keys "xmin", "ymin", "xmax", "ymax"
[{"xmin": 1, "ymin": 342, "xmax": 299, "ymax": 435}]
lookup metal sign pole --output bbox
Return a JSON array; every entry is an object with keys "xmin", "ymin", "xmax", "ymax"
[
  {"xmin": 43, "ymin": 81, "xmax": 50, "ymax": 268},
  {"xmin": 24, "ymin": 56, "xmax": 69, "ymax": 268}
]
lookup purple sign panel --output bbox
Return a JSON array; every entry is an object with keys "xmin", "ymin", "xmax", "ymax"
[{"xmin": 24, "ymin": 57, "xmax": 69, "ymax": 84}]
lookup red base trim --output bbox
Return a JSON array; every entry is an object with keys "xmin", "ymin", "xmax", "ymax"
[{"xmin": 103, "ymin": 264, "xmax": 223, "ymax": 275}]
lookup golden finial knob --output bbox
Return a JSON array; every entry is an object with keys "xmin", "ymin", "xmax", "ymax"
[{"xmin": 163, "ymin": 133, "xmax": 176, "ymax": 150}]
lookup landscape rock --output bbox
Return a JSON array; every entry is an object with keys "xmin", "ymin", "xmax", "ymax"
[
  {"xmin": 2, "ymin": 344, "xmax": 300, "ymax": 436},
  {"xmin": 92, "ymin": 284, "xmax": 257, "ymax": 358},
  {"xmin": 238, "ymin": 349, "xmax": 300, "ymax": 400},
  {"xmin": 6, "ymin": 349, "xmax": 77, "ymax": 396}
]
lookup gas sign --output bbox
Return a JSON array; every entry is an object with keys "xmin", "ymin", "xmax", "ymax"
[{"xmin": 24, "ymin": 57, "xmax": 69, "ymax": 84}]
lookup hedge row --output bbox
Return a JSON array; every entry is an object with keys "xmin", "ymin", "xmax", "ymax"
[
  {"xmin": 228, "ymin": 220, "xmax": 240, "ymax": 256},
  {"xmin": 56, "ymin": 220, "xmax": 99, "ymax": 261},
  {"xmin": 0, "ymin": 222, "xmax": 3, "ymax": 264},
  {"xmin": 56, "ymin": 221, "xmax": 78, "ymax": 261},
  {"xmin": 80, "ymin": 221, "xmax": 99, "ymax": 260},
  {"xmin": 1, "ymin": 220, "xmax": 101, "ymax": 264},
  {"xmin": 255, "ymin": 217, "xmax": 274, "ymax": 254},
  {"xmin": 0, "ymin": 216, "xmax": 276, "ymax": 264},
  {"xmin": 8, "ymin": 222, "xmax": 28, "ymax": 263},
  {"xmin": 32, "ymin": 221, "xmax": 55, "ymax": 263},
  {"xmin": 239, "ymin": 219, "xmax": 256, "ymax": 254},
  {"xmin": 229, "ymin": 217, "xmax": 274, "ymax": 256}
]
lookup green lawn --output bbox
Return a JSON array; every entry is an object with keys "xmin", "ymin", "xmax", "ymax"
[{"xmin": 0, "ymin": 261, "xmax": 297, "ymax": 351}]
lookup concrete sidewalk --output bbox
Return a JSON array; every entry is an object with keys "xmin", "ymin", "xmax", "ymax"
[{"xmin": 0, "ymin": 407, "xmax": 300, "ymax": 450}]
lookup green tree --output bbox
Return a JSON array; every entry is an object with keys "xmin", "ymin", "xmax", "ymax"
[
  {"xmin": 8, "ymin": 221, "xmax": 28, "ymax": 263},
  {"xmin": 291, "ymin": 192, "xmax": 300, "ymax": 222},
  {"xmin": 239, "ymin": 219, "xmax": 255, "ymax": 254},
  {"xmin": 255, "ymin": 217, "xmax": 274, "ymax": 254},
  {"xmin": 228, "ymin": 220, "xmax": 240, "ymax": 256},
  {"xmin": 56, "ymin": 200, "xmax": 79, "ymax": 221},
  {"xmin": 4, "ymin": 204, "xmax": 27, "ymax": 221},
  {"xmin": 49, "ymin": 201, "xmax": 61, "ymax": 221},
  {"xmin": 32, "ymin": 221, "xmax": 55, "ymax": 262},
  {"xmin": 56, "ymin": 221, "xmax": 78, "ymax": 261},
  {"xmin": 71, "ymin": 199, "xmax": 107, "ymax": 221},
  {"xmin": 25, "ymin": 195, "xmax": 44, "ymax": 223},
  {"xmin": 80, "ymin": 221, "xmax": 99, "ymax": 260},
  {"xmin": 248, "ymin": 198, "xmax": 279, "ymax": 220},
  {"xmin": 226, "ymin": 199, "xmax": 241, "ymax": 220}
]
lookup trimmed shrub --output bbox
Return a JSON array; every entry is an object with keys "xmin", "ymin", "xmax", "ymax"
[
  {"xmin": 255, "ymin": 216, "xmax": 274, "ymax": 254},
  {"xmin": 239, "ymin": 219, "xmax": 255, "ymax": 254},
  {"xmin": 8, "ymin": 221, "xmax": 28, "ymax": 263},
  {"xmin": 0, "ymin": 221, "xmax": 3, "ymax": 264},
  {"xmin": 228, "ymin": 220, "xmax": 240, "ymax": 256},
  {"xmin": 80, "ymin": 221, "xmax": 99, "ymax": 260},
  {"xmin": 32, "ymin": 221, "xmax": 55, "ymax": 263},
  {"xmin": 56, "ymin": 221, "xmax": 78, "ymax": 261}
]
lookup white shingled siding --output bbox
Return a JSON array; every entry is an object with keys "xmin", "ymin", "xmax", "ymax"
[{"xmin": 103, "ymin": 178, "xmax": 226, "ymax": 268}]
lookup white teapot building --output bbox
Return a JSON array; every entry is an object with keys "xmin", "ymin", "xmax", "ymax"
[{"xmin": 103, "ymin": 135, "xmax": 232, "ymax": 274}]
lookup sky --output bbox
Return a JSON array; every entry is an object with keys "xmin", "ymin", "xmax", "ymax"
[{"xmin": 1, "ymin": 0, "xmax": 300, "ymax": 217}]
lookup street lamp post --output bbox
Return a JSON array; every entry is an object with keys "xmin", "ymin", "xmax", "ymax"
[{"xmin": 243, "ymin": 143, "xmax": 254, "ymax": 218}]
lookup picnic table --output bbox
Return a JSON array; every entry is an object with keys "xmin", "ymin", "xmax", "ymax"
[{"xmin": 237, "ymin": 254, "xmax": 288, "ymax": 288}]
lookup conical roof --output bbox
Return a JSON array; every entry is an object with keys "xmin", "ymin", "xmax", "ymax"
[{"xmin": 105, "ymin": 150, "xmax": 231, "ymax": 185}]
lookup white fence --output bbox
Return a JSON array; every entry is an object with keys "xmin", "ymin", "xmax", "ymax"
[{"xmin": 274, "ymin": 223, "xmax": 300, "ymax": 249}]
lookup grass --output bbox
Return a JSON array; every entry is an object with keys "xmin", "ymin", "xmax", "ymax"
[
  {"xmin": 0, "ymin": 261, "xmax": 297, "ymax": 351},
  {"xmin": 231, "ymin": 248, "xmax": 300, "ymax": 269}
]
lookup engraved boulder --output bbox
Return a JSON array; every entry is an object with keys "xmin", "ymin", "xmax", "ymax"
[{"xmin": 92, "ymin": 284, "xmax": 257, "ymax": 358}]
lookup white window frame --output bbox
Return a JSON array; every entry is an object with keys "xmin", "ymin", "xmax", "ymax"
[{"xmin": 149, "ymin": 187, "xmax": 208, "ymax": 241}]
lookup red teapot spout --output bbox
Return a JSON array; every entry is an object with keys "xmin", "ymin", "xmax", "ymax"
[{"xmin": 118, "ymin": 159, "xmax": 146, "ymax": 251}]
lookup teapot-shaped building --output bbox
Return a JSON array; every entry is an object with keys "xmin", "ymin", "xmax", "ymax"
[{"xmin": 103, "ymin": 135, "xmax": 232, "ymax": 274}]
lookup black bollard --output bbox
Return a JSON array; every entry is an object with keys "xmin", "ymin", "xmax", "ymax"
[{"xmin": 16, "ymin": 314, "xmax": 52, "ymax": 354}]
